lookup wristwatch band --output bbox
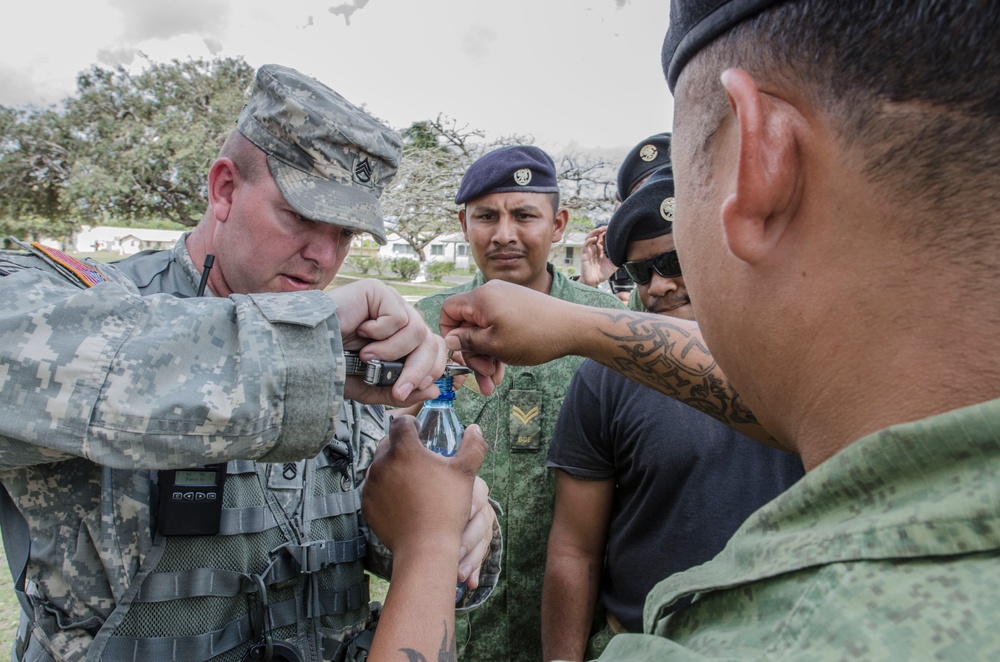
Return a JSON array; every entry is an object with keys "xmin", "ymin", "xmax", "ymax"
[
  {"xmin": 344, "ymin": 350, "xmax": 404, "ymax": 387},
  {"xmin": 343, "ymin": 351, "xmax": 472, "ymax": 387}
]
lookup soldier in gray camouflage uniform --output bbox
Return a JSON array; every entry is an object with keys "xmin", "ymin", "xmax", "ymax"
[{"xmin": 0, "ymin": 64, "xmax": 499, "ymax": 662}]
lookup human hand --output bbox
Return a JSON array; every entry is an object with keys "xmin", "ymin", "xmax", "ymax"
[
  {"xmin": 459, "ymin": 476, "xmax": 495, "ymax": 588},
  {"xmin": 578, "ymin": 226, "xmax": 617, "ymax": 287},
  {"xmin": 327, "ymin": 279, "xmax": 447, "ymax": 405},
  {"xmin": 362, "ymin": 417, "xmax": 487, "ymax": 562},
  {"xmin": 438, "ymin": 280, "xmax": 578, "ymax": 375}
]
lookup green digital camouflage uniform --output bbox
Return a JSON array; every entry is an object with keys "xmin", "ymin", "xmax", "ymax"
[
  {"xmin": 417, "ymin": 266, "xmax": 625, "ymax": 661},
  {"xmin": 596, "ymin": 397, "xmax": 1000, "ymax": 661},
  {"xmin": 0, "ymin": 240, "xmax": 500, "ymax": 661}
]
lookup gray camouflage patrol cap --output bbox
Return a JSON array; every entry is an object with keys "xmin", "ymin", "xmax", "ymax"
[{"xmin": 237, "ymin": 64, "xmax": 402, "ymax": 244}]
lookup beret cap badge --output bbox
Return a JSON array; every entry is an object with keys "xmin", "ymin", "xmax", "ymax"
[
  {"xmin": 660, "ymin": 197, "xmax": 675, "ymax": 222},
  {"xmin": 514, "ymin": 168, "xmax": 533, "ymax": 186},
  {"xmin": 640, "ymin": 144, "xmax": 659, "ymax": 162}
]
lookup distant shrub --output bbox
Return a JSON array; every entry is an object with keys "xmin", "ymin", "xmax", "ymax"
[
  {"xmin": 390, "ymin": 257, "xmax": 420, "ymax": 280},
  {"xmin": 351, "ymin": 255, "xmax": 385, "ymax": 275},
  {"xmin": 426, "ymin": 261, "xmax": 454, "ymax": 282}
]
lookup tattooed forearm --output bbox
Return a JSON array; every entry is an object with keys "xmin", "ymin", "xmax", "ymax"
[
  {"xmin": 593, "ymin": 310, "xmax": 767, "ymax": 435},
  {"xmin": 400, "ymin": 623, "xmax": 456, "ymax": 662}
]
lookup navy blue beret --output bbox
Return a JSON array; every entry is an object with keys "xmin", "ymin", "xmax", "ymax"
[
  {"xmin": 616, "ymin": 132, "xmax": 673, "ymax": 202},
  {"xmin": 455, "ymin": 145, "xmax": 560, "ymax": 205},
  {"xmin": 663, "ymin": 0, "xmax": 787, "ymax": 92},
  {"xmin": 605, "ymin": 167, "xmax": 675, "ymax": 267}
]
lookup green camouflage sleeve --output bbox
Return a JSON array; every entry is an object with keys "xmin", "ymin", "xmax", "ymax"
[{"xmin": 0, "ymin": 267, "xmax": 346, "ymax": 471}]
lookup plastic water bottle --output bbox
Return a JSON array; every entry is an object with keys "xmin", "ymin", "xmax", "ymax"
[
  {"xmin": 416, "ymin": 373, "xmax": 470, "ymax": 603},
  {"xmin": 416, "ymin": 375, "xmax": 464, "ymax": 457}
]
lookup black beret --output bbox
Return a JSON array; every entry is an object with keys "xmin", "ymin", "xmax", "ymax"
[
  {"xmin": 605, "ymin": 167, "xmax": 676, "ymax": 267},
  {"xmin": 616, "ymin": 132, "xmax": 673, "ymax": 202},
  {"xmin": 662, "ymin": 0, "xmax": 787, "ymax": 92},
  {"xmin": 455, "ymin": 145, "xmax": 560, "ymax": 205}
]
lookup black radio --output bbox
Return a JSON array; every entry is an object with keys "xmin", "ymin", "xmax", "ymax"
[{"xmin": 157, "ymin": 463, "xmax": 227, "ymax": 536}]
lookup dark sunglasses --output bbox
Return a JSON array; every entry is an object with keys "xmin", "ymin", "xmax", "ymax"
[{"xmin": 622, "ymin": 250, "xmax": 682, "ymax": 284}]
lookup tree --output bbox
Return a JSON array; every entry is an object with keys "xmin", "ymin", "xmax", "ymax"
[
  {"xmin": 555, "ymin": 152, "xmax": 619, "ymax": 230},
  {"xmin": 0, "ymin": 105, "xmax": 78, "ymax": 245},
  {"xmin": 380, "ymin": 116, "xmax": 551, "ymax": 261},
  {"xmin": 381, "ymin": 118, "xmax": 619, "ymax": 262},
  {"xmin": 65, "ymin": 56, "xmax": 255, "ymax": 227},
  {"xmin": 379, "ymin": 116, "xmax": 478, "ymax": 262}
]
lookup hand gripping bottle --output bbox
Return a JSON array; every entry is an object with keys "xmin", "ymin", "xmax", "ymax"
[{"xmin": 415, "ymin": 366, "xmax": 473, "ymax": 603}]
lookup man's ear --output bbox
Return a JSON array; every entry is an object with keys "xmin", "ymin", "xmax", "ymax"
[
  {"xmin": 458, "ymin": 209, "xmax": 470, "ymax": 241},
  {"xmin": 551, "ymin": 208, "xmax": 569, "ymax": 242},
  {"xmin": 719, "ymin": 68, "xmax": 802, "ymax": 264},
  {"xmin": 207, "ymin": 158, "xmax": 238, "ymax": 223}
]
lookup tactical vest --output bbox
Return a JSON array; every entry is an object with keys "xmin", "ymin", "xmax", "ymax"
[{"xmin": 14, "ymin": 402, "xmax": 378, "ymax": 662}]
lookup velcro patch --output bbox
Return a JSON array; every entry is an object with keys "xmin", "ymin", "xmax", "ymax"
[{"xmin": 31, "ymin": 243, "xmax": 107, "ymax": 287}]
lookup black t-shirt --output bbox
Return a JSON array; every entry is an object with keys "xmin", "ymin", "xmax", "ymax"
[{"xmin": 547, "ymin": 359, "xmax": 804, "ymax": 632}]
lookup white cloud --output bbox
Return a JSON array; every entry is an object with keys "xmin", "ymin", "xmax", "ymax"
[
  {"xmin": 96, "ymin": 46, "xmax": 139, "ymax": 68},
  {"xmin": 107, "ymin": 0, "xmax": 230, "ymax": 42},
  {"xmin": 1, "ymin": 0, "xmax": 675, "ymax": 153}
]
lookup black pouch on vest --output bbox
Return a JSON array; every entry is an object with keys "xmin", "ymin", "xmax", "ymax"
[{"xmin": 509, "ymin": 374, "xmax": 542, "ymax": 452}]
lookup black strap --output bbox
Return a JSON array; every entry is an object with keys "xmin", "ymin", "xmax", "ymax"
[{"xmin": 0, "ymin": 483, "xmax": 34, "ymax": 616}]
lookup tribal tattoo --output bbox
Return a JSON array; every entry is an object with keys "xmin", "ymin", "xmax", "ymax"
[
  {"xmin": 401, "ymin": 623, "xmax": 456, "ymax": 662},
  {"xmin": 595, "ymin": 310, "xmax": 765, "ymax": 435}
]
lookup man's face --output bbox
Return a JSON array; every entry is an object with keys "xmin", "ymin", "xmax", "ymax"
[
  {"xmin": 625, "ymin": 233, "xmax": 694, "ymax": 321},
  {"xmin": 213, "ymin": 169, "xmax": 355, "ymax": 295},
  {"xmin": 459, "ymin": 191, "xmax": 567, "ymax": 293}
]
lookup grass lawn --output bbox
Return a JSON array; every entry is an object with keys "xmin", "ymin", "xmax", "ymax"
[{"xmin": 0, "ymin": 547, "xmax": 16, "ymax": 654}]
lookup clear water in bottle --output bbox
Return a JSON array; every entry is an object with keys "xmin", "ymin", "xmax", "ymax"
[{"xmin": 415, "ymin": 374, "xmax": 470, "ymax": 603}]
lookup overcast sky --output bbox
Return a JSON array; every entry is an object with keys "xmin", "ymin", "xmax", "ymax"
[{"xmin": 2, "ymin": 0, "xmax": 675, "ymax": 158}]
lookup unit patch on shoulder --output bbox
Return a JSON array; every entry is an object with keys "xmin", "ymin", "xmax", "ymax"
[{"xmin": 31, "ymin": 243, "xmax": 108, "ymax": 288}]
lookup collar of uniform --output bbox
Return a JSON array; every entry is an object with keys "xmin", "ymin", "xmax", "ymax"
[
  {"xmin": 171, "ymin": 233, "xmax": 206, "ymax": 297},
  {"xmin": 645, "ymin": 396, "xmax": 1000, "ymax": 624}
]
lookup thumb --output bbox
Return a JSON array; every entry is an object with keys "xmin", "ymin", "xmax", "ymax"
[{"xmin": 452, "ymin": 424, "xmax": 487, "ymax": 478}]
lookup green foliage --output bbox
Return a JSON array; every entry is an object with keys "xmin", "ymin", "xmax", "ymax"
[
  {"xmin": 566, "ymin": 212, "xmax": 596, "ymax": 235},
  {"xmin": 349, "ymin": 255, "xmax": 387, "ymax": 275},
  {"xmin": 65, "ymin": 56, "xmax": 255, "ymax": 227},
  {"xmin": 0, "ymin": 105, "xmax": 77, "ymax": 241},
  {"xmin": 426, "ymin": 261, "xmax": 454, "ymax": 282},
  {"xmin": 389, "ymin": 257, "xmax": 420, "ymax": 280},
  {"xmin": 0, "ymin": 56, "xmax": 254, "ymax": 239}
]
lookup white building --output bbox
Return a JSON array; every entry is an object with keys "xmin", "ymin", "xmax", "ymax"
[{"xmin": 73, "ymin": 226, "xmax": 185, "ymax": 255}]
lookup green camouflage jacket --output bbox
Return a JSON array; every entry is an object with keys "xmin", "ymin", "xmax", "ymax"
[
  {"xmin": 598, "ymin": 397, "xmax": 1000, "ymax": 661},
  {"xmin": 417, "ymin": 266, "xmax": 625, "ymax": 661}
]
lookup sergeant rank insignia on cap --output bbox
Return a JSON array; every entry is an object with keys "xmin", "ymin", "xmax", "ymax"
[{"xmin": 355, "ymin": 158, "xmax": 373, "ymax": 183}]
